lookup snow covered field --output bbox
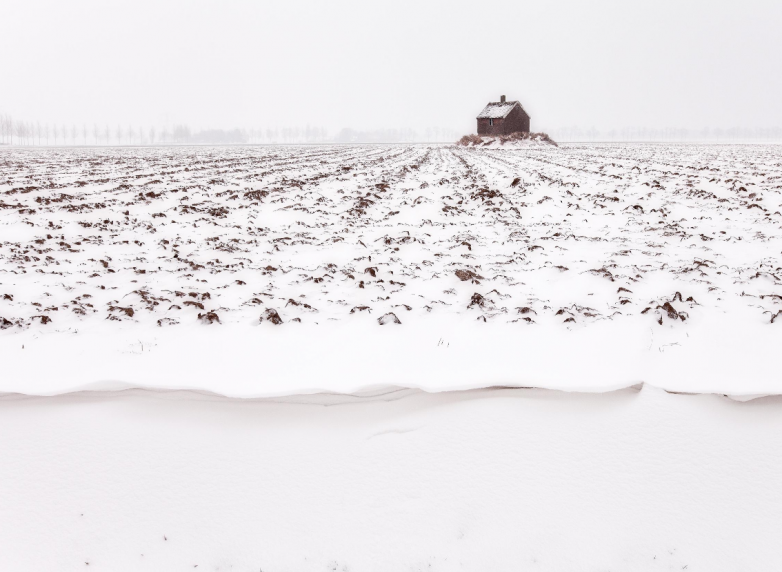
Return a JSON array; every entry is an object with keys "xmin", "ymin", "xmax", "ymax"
[
  {"xmin": 2, "ymin": 384, "xmax": 782, "ymax": 572},
  {"xmin": 2, "ymin": 144, "xmax": 782, "ymax": 570},
  {"xmin": 1, "ymin": 143, "xmax": 781, "ymax": 395}
]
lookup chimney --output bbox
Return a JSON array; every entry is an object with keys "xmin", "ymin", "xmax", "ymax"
[{"xmin": 500, "ymin": 95, "xmax": 506, "ymax": 103}]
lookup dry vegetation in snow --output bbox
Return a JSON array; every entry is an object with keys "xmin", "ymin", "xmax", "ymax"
[
  {"xmin": 457, "ymin": 132, "xmax": 558, "ymax": 147},
  {"xmin": 1, "ymin": 143, "xmax": 781, "ymax": 333}
]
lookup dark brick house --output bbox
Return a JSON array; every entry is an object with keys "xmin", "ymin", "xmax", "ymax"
[{"xmin": 476, "ymin": 96, "xmax": 530, "ymax": 136}]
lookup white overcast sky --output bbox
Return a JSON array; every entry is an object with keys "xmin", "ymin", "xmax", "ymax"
[{"xmin": 2, "ymin": 0, "xmax": 781, "ymax": 133}]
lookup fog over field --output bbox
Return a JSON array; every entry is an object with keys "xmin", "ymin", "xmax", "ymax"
[{"xmin": 2, "ymin": 0, "xmax": 782, "ymax": 141}]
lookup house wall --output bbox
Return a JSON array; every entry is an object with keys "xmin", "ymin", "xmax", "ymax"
[
  {"xmin": 477, "ymin": 118, "xmax": 504, "ymax": 136},
  {"xmin": 502, "ymin": 106, "xmax": 530, "ymax": 134},
  {"xmin": 476, "ymin": 105, "xmax": 531, "ymax": 136}
]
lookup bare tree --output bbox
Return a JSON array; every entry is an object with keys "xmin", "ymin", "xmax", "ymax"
[
  {"xmin": 149, "ymin": 126, "xmax": 156, "ymax": 145},
  {"xmin": 0, "ymin": 115, "xmax": 10, "ymax": 145},
  {"xmin": 44, "ymin": 123, "xmax": 50, "ymax": 145},
  {"xmin": 14, "ymin": 121, "xmax": 24, "ymax": 146},
  {"xmin": 128, "ymin": 125, "xmax": 134, "ymax": 145},
  {"xmin": 26, "ymin": 120, "xmax": 33, "ymax": 145},
  {"xmin": 93, "ymin": 124, "xmax": 100, "ymax": 145}
]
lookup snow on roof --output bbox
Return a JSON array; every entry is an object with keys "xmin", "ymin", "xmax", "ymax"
[{"xmin": 476, "ymin": 101, "xmax": 523, "ymax": 119}]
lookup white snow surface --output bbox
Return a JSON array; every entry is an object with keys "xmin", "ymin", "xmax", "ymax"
[
  {"xmin": 1, "ymin": 384, "xmax": 781, "ymax": 571},
  {"xmin": 1, "ymin": 143, "xmax": 782, "ymax": 396}
]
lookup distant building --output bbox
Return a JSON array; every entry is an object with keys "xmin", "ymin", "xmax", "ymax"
[{"xmin": 476, "ymin": 95, "xmax": 530, "ymax": 136}]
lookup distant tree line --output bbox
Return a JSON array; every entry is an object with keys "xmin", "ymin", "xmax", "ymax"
[
  {"xmin": 0, "ymin": 114, "xmax": 466, "ymax": 146},
  {"xmin": 549, "ymin": 125, "xmax": 782, "ymax": 143},
  {"xmin": 0, "ymin": 115, "xmax": 161, "ymax": 146},
  {"xmin": 0, "ymin": 115, "xmax": 335, "ymax": 146}
]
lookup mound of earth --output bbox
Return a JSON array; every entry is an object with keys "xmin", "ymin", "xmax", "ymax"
[{"xmin": 457, "ymin": 132, "xmax": 558, "ymax": 148}]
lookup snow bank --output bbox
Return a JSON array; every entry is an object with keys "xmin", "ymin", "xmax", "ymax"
[
  {"xmin": 1, "ymin": 384, "xmax": 780, "ymax": 571},
  {"xmin": 1, "ymin": 315, "xmax": 780, "ymax": 397}
]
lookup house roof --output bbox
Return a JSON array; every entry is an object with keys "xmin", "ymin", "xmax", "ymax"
[{"xmin": 476, "ymin": 101, "xmax": 526, "ymax": 119}]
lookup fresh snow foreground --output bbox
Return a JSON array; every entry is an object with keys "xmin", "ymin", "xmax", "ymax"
[
  {"xmin": 1, "ymin": 385, "xmax": 781, "ymax": 571},
  {"xmin": 1, "ymin": 144, "xmax": 782, "ymax": 570},
  {"xmin": 1, "ymin": 144, "xmax": 781, "ymax": 396}
]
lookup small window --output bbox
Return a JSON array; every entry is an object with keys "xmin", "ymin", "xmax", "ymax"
[{"xmin": 489, "ymin": 118, "xmax": 494, "ymax": 126}]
